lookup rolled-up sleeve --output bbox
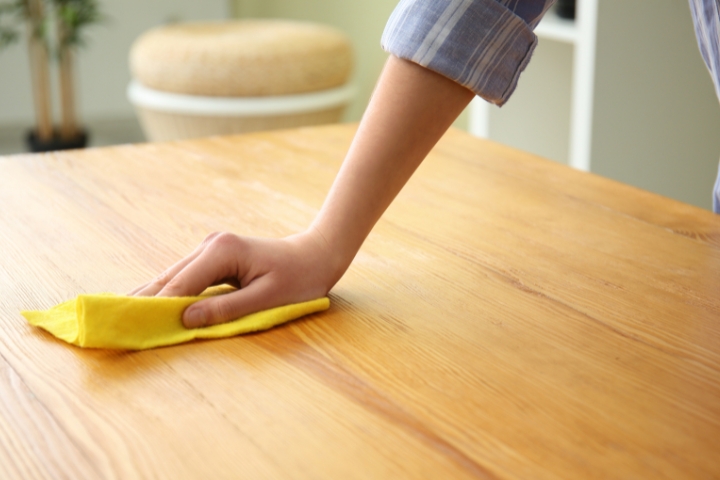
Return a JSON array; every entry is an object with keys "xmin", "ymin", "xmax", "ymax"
[{"xmin": 381, "ymin": 0, "xmax": 553, "ymax": 106}]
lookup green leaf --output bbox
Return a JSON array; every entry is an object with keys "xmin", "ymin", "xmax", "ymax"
[{"xmin": 52, "ymin": 0, "xmax": 105, "ymax": 51}]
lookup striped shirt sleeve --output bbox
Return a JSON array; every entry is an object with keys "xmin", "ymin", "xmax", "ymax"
[
  {"xmin": 381, "ymin": 0, "xmax": 554, "ymax": 106},
  {"xmin": 687, "ymin": 0, "xmax": 720, "ymax": 213},
  {"xmin": 688, "ymin": 0, "xmax": 720, "ymax": 102}
]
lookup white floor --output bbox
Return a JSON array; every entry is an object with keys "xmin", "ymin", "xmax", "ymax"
[{"xmin": 0, "ymin": 117, "xmax": 145, "ymax": 156}]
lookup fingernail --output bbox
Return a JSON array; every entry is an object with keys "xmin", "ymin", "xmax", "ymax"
[{"xmin": 184, "ymin": 308, "xmax": 207, "ymax": 329}]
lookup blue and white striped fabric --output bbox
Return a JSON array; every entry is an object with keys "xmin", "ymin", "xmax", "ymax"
[
  {"xmin": 381, "ymin": 0, "xmax": 554, "ymax": 106},
  {"xmin": 688, "ymin": 0, "xmax": 720, "ymax": 213},
  {"xmin": 689, "ymin": 0, "xmax": 720, "ymax": 102}
]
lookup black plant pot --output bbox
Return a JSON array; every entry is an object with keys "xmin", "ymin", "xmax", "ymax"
[
  {"xmin": 26, "ymin": 129, "xmax": 89, "ymax": 153},
  {"xmin": 556, "ymin": 0, "xmax": 576, "ymax": 19}
]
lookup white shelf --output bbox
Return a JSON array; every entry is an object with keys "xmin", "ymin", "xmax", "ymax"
[
  {"xmin": 535, "ymin": 13, "xmax": 578, "ymax": 44},
  {"xmin": 468, "ymin": 0, "xmax": 719, "ymax": 208},
  {"xmin": 469, "ymin": 0, "xmax": 598, "ymax": 172}
]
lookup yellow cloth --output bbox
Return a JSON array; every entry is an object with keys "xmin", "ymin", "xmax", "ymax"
[{"xmin": 22, "ymin": 287, "xmax": 329, "ymax": 350}]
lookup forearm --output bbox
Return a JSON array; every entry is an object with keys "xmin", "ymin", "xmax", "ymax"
[
  {"xmin": 137, "ymin": 57, "xmax": 475, "ymax": 326},
  {"xmin": 311, "ymin": 56, "xmax": 475, "ymax": 277},
  {"xmin": 135, "ymin": 4, "xmax": 535, "ymax": 327}
]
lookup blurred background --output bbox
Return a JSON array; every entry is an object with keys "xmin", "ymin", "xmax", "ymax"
[{"xmin": 1, "ymin": 0, "xmax": 719, "ymax": 210}]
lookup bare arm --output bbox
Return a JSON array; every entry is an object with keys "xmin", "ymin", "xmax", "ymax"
[
  {"xmin": 311, "ymin": 55, "xmax": 475, "ymax": 279},
  {"xmin": 132, "ymin": 56, "xmax": 474, "ymax": 327}
]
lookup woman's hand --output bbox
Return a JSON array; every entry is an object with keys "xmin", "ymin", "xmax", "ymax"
[
  {"xmin": 130, "ymin": 228, "xmax": 344, "ymax": 328},
  {"xmin": 132, "ymin": 56, "xmax": 474, "ymax": 329}
]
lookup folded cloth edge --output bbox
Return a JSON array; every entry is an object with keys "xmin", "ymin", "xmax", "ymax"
[{"xmin": 22, "ymin": 292, "xmax": 330, "ymax": 351}]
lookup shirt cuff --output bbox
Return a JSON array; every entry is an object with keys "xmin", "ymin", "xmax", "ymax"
[{"xmin": 381, "ymin": 0, "xmax": 539, "ymax": 106}]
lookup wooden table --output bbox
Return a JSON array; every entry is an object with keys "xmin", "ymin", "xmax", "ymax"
[{"xmin": 1, "ymin": 124, "xmax": 719, "ymax": 479}]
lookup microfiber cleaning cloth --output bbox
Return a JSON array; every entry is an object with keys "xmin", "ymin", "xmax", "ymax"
[{"xmin": 21, "ymin": 286, "xmax": 329, "ymax": 350}]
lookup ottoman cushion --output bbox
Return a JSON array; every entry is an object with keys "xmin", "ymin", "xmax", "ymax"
[{"xmin": 130, "ymin": 20, "xmax": 353, "ymax": 97}]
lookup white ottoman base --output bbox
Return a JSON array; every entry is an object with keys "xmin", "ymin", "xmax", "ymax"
[{"xmin": 127, "ymin": 81, "xmax": 355, "ymax": 142}]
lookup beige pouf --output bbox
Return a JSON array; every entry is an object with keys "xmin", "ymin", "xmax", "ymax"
[{"xmin": 127, "ymin": 20, "xmax": 355, "ymax": 142}]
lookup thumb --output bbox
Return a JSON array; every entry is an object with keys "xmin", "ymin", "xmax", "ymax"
[{"xmin": 182, "ymin": 277, "xmax": 276, "ymax": 328}]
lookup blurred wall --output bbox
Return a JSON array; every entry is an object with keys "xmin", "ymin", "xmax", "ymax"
[
  {"xmin": 590, "ymin": 0, "xmax": 720, "ymax": 209},
  {"xmin": 0, "ymin": 0, "xmax": 228, "ymax": 127},
  {"xmin": 489, "ymin": 39, "xmax": 573, "ymax": 167},
  {"xmin": 475, "ymin": 1, "xmax": 720, "ymax": 209}
]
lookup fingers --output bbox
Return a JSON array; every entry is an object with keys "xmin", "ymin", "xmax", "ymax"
[
  {"xmin": 127, "ymin": 282, "xmax": 150, "ymax": 296},
  {"xmin": 131, "ymin": 252, "xmax": 201, "ymax": 297},
  {"xmin": 155, "ymin": 242, "xmax": 237, "ymax": 298},
  {"xmin": 126, "ymin": 231, "xmax": 323, "ymax": 329},
  {"xmin": 182, "ymin": 275, "xmax": 278, "ymax": 328},
  {"xmin": 130, "ymin": 233, "xmax": 222, "ymax": 297}
]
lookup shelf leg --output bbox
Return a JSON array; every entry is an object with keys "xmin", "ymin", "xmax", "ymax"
[
  {"xmin": 568, "ymin": 0, "xmax": 599, "ymax": 171},
  {"xmin": 468, "ymin": 96, "xmax": 491, "ymax": 138}
]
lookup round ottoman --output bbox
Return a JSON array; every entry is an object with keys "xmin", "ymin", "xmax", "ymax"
[{"xmin": 127, "ymin": 20, "xmax": 355, "ymax": 142}]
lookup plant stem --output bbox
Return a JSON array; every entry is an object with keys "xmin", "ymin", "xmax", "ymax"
[
  {"xmin": 26, "ymin": 0, "xmax": 53, "ymax": 141},
  {"xmin": 58, "ymin": 20, "xmax": 78, "ymax": 140}
]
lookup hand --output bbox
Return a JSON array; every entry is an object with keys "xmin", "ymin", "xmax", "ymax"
[
  {"xmin": 131, "ymin": 56, "xmax": 472, "ymax": 330},
  {"xmin": 130, "ymin": 228, "xmax": 343, "ymax": 328}
]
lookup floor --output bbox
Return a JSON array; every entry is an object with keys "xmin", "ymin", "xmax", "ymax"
[{"xmin": 0, "ymin": 117, "xmax": 146, "ymax": 156}]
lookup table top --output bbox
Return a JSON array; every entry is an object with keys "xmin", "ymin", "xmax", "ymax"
[{"xmin": 1, "ymin": 124, "xmax": 719, "ymax": 479}]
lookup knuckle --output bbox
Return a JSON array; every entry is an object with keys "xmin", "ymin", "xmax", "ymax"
[
  {"xmin": 202, "ymin": 231, "xmax": 223, "ymax": 246},
  {"xmin": 161, "ymin": 275, "xmax": 184, "ymax": 294},
  {"xmin": 213, "ymin": 231, "xmax": 238, "ymax": 245},
  {"xmin": 151, "ymin": 270, "xmax": 171, "ymax": 287},
  {"xmin": 209, "ymin": 232, "xmax": 243, "ymax": 253}
]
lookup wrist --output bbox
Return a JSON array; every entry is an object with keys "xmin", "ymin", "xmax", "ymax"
[{"xmin": 286, "ymin": 225, "xmax": 354, "ymax": 292}]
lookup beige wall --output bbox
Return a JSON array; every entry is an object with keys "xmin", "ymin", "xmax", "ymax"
[
  {"xmin": 590, "ymin": 0, "xmax": 720, "ymax": 209},
  {"xmin": 489, "ymin": 39, "xmax": 574, "ymax": 166}
]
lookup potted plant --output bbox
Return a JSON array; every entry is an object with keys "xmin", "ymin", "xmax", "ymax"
[{"xmin": 0, "ymin": 0, "xmax": 101, "ymax": 152}]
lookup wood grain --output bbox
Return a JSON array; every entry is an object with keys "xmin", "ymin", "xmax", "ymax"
[{"xmin": 1, "ymin": 124, "xmax": 718, "ymax": 479}]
